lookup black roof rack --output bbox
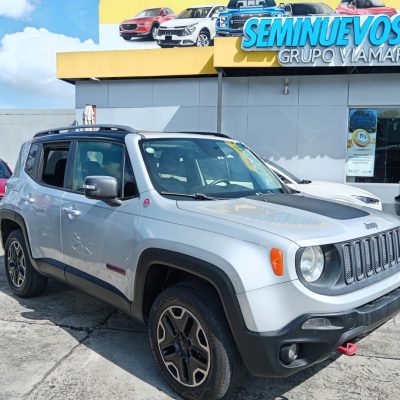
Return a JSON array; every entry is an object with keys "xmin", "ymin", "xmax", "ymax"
[
  {"xmin": 172, "ymin": 131, "xmax": 232, "ymax": 139},
  {"xmin": 34, "ymin": 124, "xmax": 138, "ymax": 138}
]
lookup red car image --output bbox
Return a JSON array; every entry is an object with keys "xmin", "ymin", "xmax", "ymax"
[
  {"xmin": 336, "ymin": 0, "xmax": 397, "ymax": 16},
  {"xmin": 119, "ymin": 8, "xmax": 176, "ymax": 41},
  {"xmin": 0, "ymin": 159, "xmax": 12, "ymax": 199}
]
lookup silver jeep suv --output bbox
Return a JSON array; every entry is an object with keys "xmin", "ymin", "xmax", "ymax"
[{"xmin": 1, "ymin": 125, "xmax": 400, "ymax": 400}]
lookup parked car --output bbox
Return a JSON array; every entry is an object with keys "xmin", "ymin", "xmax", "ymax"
[
  {"xmin": 157, "ymin": 5, "xmax": 225, "ymax": 48},
  {"xmin": 263, "ymin": 159, "xmax": 382, "ymax": 210},
  {"xmin": 395, "ymin": 195, "xmax": 400, "ymax": 216},
  {"xmin": 349, "ymin": 109, "xmax": 377, "ymax": 133},
  {"xmin": 336, "ymin": 0, "xmax": 397, "ymax": 16},
  {"xmin": 283, "ymin": 2, "xmax": 336, "ymax": 15},
  {"xmin": 2, "ymin": 125, "xmax": 400, "ymax": 400},
  {"xmin": 217, "ymin": 0, "xmax": 285, "ymax": 37},
  {"xmin": 119, "ymin": 8, "xmax": 176, "ymax": 41},
  {"xmin": 0, "ymin": 159, "xmax": 12, "ymax": 199}
]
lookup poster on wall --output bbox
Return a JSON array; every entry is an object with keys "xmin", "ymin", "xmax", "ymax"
[
  {"xmin": 99, "ymin": 0, "xmax": 399, "ymax": 50},
  {"xmin": 346, "ymin": 109, "xmax": 378, "ymax": 177}
]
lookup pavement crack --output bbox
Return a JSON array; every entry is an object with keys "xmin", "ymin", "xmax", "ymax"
[
  {"xmin": 357, "ymin": 354, "xmax": 400, "ymax": 361},
  {"xmin": 22, "ymin": 331, "xmax": 90, "ymax": 400}
]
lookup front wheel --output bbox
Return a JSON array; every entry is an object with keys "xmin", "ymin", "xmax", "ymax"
[
  {"xmin": 150, "ymin": 25, "xmax": 159, "ymax": 40},
  {"xmin": 196, "ymin": 31, "xmax": 211, "ymax": 47},
  {"xmin": 149, "ymin": 283, "xmax": 244, "ymax": 400}
]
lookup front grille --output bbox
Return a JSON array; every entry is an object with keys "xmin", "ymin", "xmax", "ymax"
[
  {"xmin": 121, "ymin": 24, "xmax": 137, "ymax": 30},
  {"xmin": 229, "ymin": 13, "xmax": 272, "ymax": 31},
  {"xmin": 158, "ymin": 29, "xmax": 184, "ymax": 37},
  {"xmin": 342, "ymin": 228, "xmax": 400, "ymax": 285}
]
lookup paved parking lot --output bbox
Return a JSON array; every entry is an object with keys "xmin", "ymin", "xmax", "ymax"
[{"xmin": 1, "ymin": 248, "xmax": 400, "ymax": 400}]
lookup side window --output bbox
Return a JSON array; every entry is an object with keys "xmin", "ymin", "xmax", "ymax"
[
  {"xmin": 40, "ymin": 145, "xmax": 70, "ymax": 189},
  {"xmin": 72, "ymin": 141, "xmax": 124, "ymax": 195},
  {"xmin": 25, "ymin": 143, "xmax": 40, "ymax": 178}
]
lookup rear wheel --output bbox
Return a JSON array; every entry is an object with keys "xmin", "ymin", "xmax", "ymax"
[
  {"xmin": 196, "ymin": 31, "xmax": 211, "ymax": 47},
  {"xmin": 149, "ymin": 283, "xmax": 244, "ymax": 400},
  {"xmin": 4, "ymin": 229, "xmax": 47, "ymax": 297}
]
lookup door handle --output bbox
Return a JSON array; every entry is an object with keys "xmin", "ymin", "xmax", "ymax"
[
  {"xmin": 21, "ymin": 195, "xmax": 35, "ymax": 204},
  {"xmin": 62, "ymin": 207, "xmax": 81, "ymax": 217}
]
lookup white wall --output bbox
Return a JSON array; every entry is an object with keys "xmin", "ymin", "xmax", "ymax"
[{"xmin": 0, "ymin": 109, "xmax": 75, "ymax": 168}]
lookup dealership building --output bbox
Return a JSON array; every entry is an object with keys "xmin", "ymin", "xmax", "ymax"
[{"xmin": 57, "ymin": 16, "xmax": 400, "ymax": 212}]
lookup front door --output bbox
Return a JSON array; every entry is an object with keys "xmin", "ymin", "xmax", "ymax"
[{"xmin": 60, "ymin": 140, "xmax": 139, "ymax": 305}]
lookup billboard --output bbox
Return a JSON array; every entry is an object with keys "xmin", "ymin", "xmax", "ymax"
[{"xmin": 99, "ymin": 0, "xmax": 400, "ymax": 50}]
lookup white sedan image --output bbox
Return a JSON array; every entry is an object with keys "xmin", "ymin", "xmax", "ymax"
[{"xmin": 263, "ymin": 159, "xmax": 382, "ymax": 211}]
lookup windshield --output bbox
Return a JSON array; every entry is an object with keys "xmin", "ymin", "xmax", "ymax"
[
  {"xmin": 136, "ymin": 8, "xmax": 161, "ymax": 17},
  {"xmin": 0, "ymin": 161, "xmax": 11, "ymax": 179},
  {"xmin": 178, "ymin": 7, "xmax": 212, "ymax": 19},
  {"xmin": 356, "ymin": 0, "xmax": 385, "ymax": 7},
  {"xmin": 263, "ymin": 159, "xmax": 302, "ymax": 184},
  {"xmin": 228, "ymin": 0, "xmax": 276, "ymax": 8},
  {"xmin": 292, "ymin": 3, "xmax": 334, "ymax": 14},
  {"xmin": 141, "ymin": 139, "xmax": 286, "ymax": 199}
]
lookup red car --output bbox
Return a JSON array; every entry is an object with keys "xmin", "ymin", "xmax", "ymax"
[
  {"xmin": 336, "ymin": 0, "xmax": 397, "ymax": 16},
  {"xmin": 119, "ymin": 8, "xmax": 176, "ymax": 41},
  {"xmin": 0, "ymin": 159, "xmax": 12, "ymax": 199}
]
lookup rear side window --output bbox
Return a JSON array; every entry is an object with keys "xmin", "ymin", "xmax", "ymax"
[
  {"xmin": 40, "ymin": 145, "xmax": 70, "ymax": 189},
  {"xmin": 25, "ymin": 144, "xmax": 40, "ymax": 178}
]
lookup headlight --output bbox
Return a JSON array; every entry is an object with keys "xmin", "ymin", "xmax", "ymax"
[
  {"xmin": 351, "ymin": 195, "xmax": 380, "ymax": 205},
  {"xmin": 183, "ymin": 24, "xmax": 197, "ymax": 35},
  {"xmin": 300, "ymin": 246, "xmax": 324, "ymax": 283},
  {"xmin": 219, "ymin": 16, "xmax": 228, "ymax": 27}
]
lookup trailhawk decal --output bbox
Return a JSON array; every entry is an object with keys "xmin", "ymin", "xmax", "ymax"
[{"xmin": 241, "ymin": 15, "xmax": 400, "ymax": 67}]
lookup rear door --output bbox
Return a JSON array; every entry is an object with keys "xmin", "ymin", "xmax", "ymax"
[
  {"xmin": 19, "ymin": 141, "xmax": 71, "ymax": 272},
  {"xmin": 60, "ymin": 139, "xmax": 140, "ymax": 305}
]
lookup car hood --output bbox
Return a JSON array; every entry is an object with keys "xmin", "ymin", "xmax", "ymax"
[
  {"xmin": 176, "ymin": 194, "xmax": 397, "ymax": 247},
  {"xmin": 220, "ymin": 7, "xmax": 283, "ymax": 16},
  {"xmin": 160, "ymin": 18, "xmax": 206, "ymax": 28},
  {"xmin": 121, "ymin": 16, "xmax": 156, "ymax": 24}
]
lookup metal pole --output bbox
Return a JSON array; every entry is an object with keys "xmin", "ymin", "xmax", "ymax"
[{"xmin": 217, "ymin": 70, "xmax": 223, "ymax": 133}]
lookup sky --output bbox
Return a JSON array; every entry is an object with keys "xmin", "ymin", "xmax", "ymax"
[{"xmin": 0, "ymin": 0, "xmax": 99, "ymax": 109}]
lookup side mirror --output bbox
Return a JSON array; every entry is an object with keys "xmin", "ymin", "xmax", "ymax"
[{"xmin": 84, "ymin": 176, "xmax": 120, "ymax": 204}]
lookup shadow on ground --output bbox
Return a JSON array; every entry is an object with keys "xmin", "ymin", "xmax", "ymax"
[{"xmin": 0, "ymin": 254, "xmax": 341, "ymax": 400}]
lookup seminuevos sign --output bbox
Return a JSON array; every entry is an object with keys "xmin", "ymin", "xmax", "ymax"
[{"xmin": 241, "ymin": 15, "xmax": 400, "ymax": 67}]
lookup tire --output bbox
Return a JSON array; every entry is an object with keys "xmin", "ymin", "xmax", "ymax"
[
  {"xmin": 4, "ymin": 229, "xmax": 47, "ymax": 298},
  {"xmin": 149, "ymin": 283, "xmax": 245, "ymax": 400},
  {"xmin": 158, "ymin": 44, "xmax": 174, "ymax": 48},
  {"xmin": 196, "ymin": 31, "xmax": 211, "ymax": 47},
  {"xmin": 122, "ymin": 36, "xmax": 131, "ymax": 41},
  {"xmin": 150, "ymin": 24, "xmax": 159, "ymax": 40}
]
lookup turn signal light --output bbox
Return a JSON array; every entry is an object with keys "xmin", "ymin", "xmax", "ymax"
[{"xmin": 270, "ymin": 248, "xmax": 284, "ymax": 276}]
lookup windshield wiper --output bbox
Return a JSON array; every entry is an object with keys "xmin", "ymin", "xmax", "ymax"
[
  {"xmin": 300, "ymin": 180, "xmax": 312, "ymax": 184},
  {"xmin": 160, "ymin": 191, "xmax": 222, "ymax": 200}
]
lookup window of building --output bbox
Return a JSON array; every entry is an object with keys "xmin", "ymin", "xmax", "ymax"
[{"xmin": 346, "ymin": 108, "xmax": 400, "ymax": 184}]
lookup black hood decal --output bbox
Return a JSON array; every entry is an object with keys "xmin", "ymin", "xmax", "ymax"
[{"xmin": 248, "ymin": 194, "xmax": 369, "ymax": 220}]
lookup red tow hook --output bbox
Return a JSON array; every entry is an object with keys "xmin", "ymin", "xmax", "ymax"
[{"xmin": 337, "ymin": 342, "xmax": 358, "ymax": 356}]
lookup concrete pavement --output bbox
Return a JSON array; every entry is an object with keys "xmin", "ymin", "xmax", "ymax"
[{"xmin": 1, "ymin": 248, "xmax": 400, "ymax": 400}]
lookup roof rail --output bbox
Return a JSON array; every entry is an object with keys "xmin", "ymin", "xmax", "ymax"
[
  {"xmin": 173, "ymin": 131, "xmax": 232, "ymax": 139},
  {"xmin": 34, "ymin": 124, "xmax": 138, "ymax": 138}
]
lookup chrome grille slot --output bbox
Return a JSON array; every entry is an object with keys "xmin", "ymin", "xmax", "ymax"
[
  {"xmin": 394, "ymin": 230, "xmax": 400, "ymax": 262},
  {"xmin": 354, "ymin": 241, "xmax": 363, "ymax": 280},
  {"xmin": 364, "ymin": 238, "xmax": 373, "ymax": 277},
  {"xmin": 343, "ymin": 244, "xmax": 353, "ymax": 284},
  {"xmin": 381, "ymin": 234, "xmax": 388, "ymax": 270},
  {"xmin": 387, "ymin": 231, "xmax": 395, "ymax": 266},
  {"xmin": 372, "ymin": 236, "xmax": 381, "ymax": 273}
]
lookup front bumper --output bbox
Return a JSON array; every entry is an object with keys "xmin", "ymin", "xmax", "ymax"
[
  {"xmin": 119, "ymin": 27, "xmax": 151, "ymax": 37},
  {"xmin": 157, "ymin": 34, "xmax": 196, "ymax": 47},
  {"xmin": 238, "ymin": 286, "xmax": 400, "ymax": 378}
]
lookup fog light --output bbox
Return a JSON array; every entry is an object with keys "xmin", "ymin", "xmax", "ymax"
[
  {"xmin": 302, "ymin": 318, "xmax": 343, "ymax": 330},
  {"xmin": 280, "ymin": 343, "xmax": 299, "ymax": 364}
]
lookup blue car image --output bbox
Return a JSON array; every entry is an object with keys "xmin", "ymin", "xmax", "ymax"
[
  {"xmin": 349, "ymin": 110, "xmax": 377, "ymax": 133},
  {"xmin": 216, "ymin": 0, "xmax": 285, "ymax": 37}
]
